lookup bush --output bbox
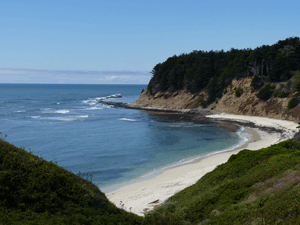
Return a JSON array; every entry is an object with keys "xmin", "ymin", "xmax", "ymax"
[
  {"xmin": 273, "ymin": 89, "xmax": 280, "ymax": 97},
  {"xmin": 288, "ymin": 94, "xmax": 300, "ymax": 108},
  {"xmin": 0, "ymin": 140, "xmax": 142, "ymax": 224},
  {"xmin": 251, "ymin": 76, "xmax": 264, "ymax": 90},
  {"xmin": 278, "ymin": 90, "xmax": 290, "ymax": 98},
  {"xmin": 143, "ymin": 202, "xmax": 189, "ymax": 225},
  {"xmin": 257, "ymin": 83, "xmax": 275, "ymax": 101},
  {"xmin": 273, "ymin": 89, "xmax": 290, "ymax": 98},
  {"xmin": 235, "ymin": 87, "xmax": 243, "ymax": 97},
  {"xmin": 295, "ymin": 81, "xmax": 300, "ymax": 92}
]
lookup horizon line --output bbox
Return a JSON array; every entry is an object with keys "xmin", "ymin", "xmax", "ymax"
[
  {"xmin": 0, "ymin": 68, "xmax": 151, "ymax": 76},
  {"xmin": 0, "ymin": 82, "xmax": 148, "ymax": 85}
]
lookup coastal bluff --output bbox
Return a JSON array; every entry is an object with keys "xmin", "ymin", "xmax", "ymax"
[
  {"xmin": 131, "ymin": 37, "xmax": 300, "ymax": 122},
  {"xmin": 130, "ymin": 77, "xmax": 300, "ymax": 123}
]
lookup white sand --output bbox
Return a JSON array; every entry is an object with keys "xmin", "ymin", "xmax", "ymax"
[{"xmin": 105, "ymin": 113, "xmax": 299, "ymax": 216}]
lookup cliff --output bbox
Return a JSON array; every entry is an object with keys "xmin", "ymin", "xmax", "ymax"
[
  {"xmin": 130, "ymin": 76, "xmax": 300, "ymax": 123},
  {"xmin": 130, "ymin": 88, "xmax": 200, "ymax": 110},
  {"xmin": 131, "ymin": 37, "xmax": 300, "ymax": 122},
  {"xmin": 212, "ymin": 77, "xmax": 300, "ymax": 122}
]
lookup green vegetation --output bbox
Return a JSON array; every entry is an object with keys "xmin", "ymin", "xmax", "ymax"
[
  {"xmin": 235, "ymin": 87, "xmax": 243, "ymax": 97},
  {"xmin": 250, "ymin": 75, "xmax": 265, "ymax": 90},
  {"xmin": 256, "ymin": 83, "xmax": 276, "ymax": 100},
  {"xmin": 143, "ymin": 140, "xmax": 300, "ymax": 224},
  {"xmin": 291, "ymin": 71, "xmax": 300, "ymax": 92},
  {"xmin": 2, "ymin": 135, "xmax": 300, "ymax": 224},
  {"xmin": 148, "ymin": 37, "xmax": 300, "ymax": 106},
  {"xmin": 273, "ymin": 88, "xmax": 290, "ymax": 98},
  {"xmin": 288, "ymin": 94, "xmax": 300, "ymax": 109},
  {"xmin": 0, "ymin": 138, "xmax": 142, "ymax": 225}
]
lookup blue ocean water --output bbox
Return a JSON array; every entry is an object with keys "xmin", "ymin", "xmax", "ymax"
[{"xmin": 0, "ymin": 84, "xmax": 246, "ymax": 190}]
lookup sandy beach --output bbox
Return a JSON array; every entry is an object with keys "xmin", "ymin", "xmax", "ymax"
[{"xmin": 105, "ymin": 113, "xmax": 299, "ymax": 216}]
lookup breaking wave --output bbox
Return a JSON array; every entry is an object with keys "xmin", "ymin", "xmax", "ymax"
[{"xmin": 118, "ymin": 118, "xmax": 137, "ymax": 122}]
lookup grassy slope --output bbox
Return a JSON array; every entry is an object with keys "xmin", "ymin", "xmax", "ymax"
[
  {"xmin": 2, "ymin": 137, "xmax": 300, "ymax": 225},
  {"xmin": 143, "ymin": 140, "xmax": 300, "ymax": 225},
  {"xmin": 0, "ymin": 139, "xmax": 142, "ymax": 225}
]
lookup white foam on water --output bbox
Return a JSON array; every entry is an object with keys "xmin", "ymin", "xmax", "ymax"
[
  {"xmin": 55, "ymin": 110, "xmax": 70, "ymax": 114},
  {"xmin": 95, "ymin": 97, "xmax": 106, "ymax": 101},
  {"xmin": 83, "ymin": 94, "xmax": 122, "ymax": 105},
  {"xmin": 85, "ymin": 107, "xmax": 104, "ymax": 110},
  {"xmin": 31, "ymin": 114, "xmax": 88, "ymax": 121},
  {"xmin": 78, "ymin": 115, "xmax": 89, "ymax": 118},
  {"xmin": 118, "ymin": 118, "xmax": 137, "ymax": 122},
  {"xmin": 31, "ymin": 116, "xmax": 41, "ymax": 119},
  {"xmin": 41, "ymin": 115, "xmax": 88, "ymax": 122},
  {"xmin": 82, "ymin": 99, "xmax": 98, "ymax": 104},
  {"xmin": 80, "ymin": 104, "xmax": 113, "ymax": 110},
  {"xmin": 42, "ymin": 109, "xmax": 70, "ymax": 114},
  {"xmin": 109, "ymin": 94, "xmax": 122, "ymax": 98}
]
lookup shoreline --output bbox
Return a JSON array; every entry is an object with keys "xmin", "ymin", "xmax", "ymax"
[
  {"xmin": 104, "ymin": 112, "xmax": 298, "ymax": 216},
  {"xmin": 102, "ymin": 125, "xmax": 248, "ymax": 194}
]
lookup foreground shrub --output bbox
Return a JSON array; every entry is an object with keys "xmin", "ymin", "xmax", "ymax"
[
  {"xmin": 0, "ymin": 139, "xmax": 142, "ymax": 224},
  {"xmin": 143, "ymin": 202, "xmax": 189, "ymax": 225}
]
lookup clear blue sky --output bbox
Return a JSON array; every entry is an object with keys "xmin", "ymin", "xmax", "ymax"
[{"xmin": 1, "ymin": 0, "xmax": 299, "ymax": 84}]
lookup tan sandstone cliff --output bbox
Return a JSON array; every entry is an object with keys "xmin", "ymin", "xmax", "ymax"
[{"xmin": 130, "ymin": 78, "xmax": 300, "ymax": 122}]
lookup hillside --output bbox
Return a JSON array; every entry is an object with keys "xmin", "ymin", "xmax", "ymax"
[
  {"xmin": 130, "ymin": 37, "xmax": 300, "ymax": 122},
  {"xmin": 0, "ymin": 137, "xmax": 142, "ymax": 224},
  {"xmin": 143, "ymin": 140, "xmax": 300, "ymax": 224}
]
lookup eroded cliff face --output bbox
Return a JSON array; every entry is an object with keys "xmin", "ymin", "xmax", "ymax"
[
  {"xmin": 129, "ymin": 89, "xmax": 201, "ymax": 110},
  {"xmin": 130, "ymin": 78, "xmax": 300, "ymax": 122},
  {"xmin": 212, "ymin": 78, "xmax": 300, "ymax": 122}
]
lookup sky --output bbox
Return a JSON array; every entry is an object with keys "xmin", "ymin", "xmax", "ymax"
[{"xmin": 0, "ymin": 0, "xmax": 299, "ymax": 84}]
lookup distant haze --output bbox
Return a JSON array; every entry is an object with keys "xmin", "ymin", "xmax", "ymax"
[{"xmin": 0, "ymin": 68, "xmax": 151, "ymax": 84}]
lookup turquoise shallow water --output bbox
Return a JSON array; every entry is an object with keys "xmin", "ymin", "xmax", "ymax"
[{"xmin": 0, "ymin": 84, "xmax": 246, "ymax": 189}]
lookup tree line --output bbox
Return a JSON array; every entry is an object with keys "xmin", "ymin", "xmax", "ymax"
[{"xmin": 148, "ymin": 37, "xmax": 300, "ymax": 106}]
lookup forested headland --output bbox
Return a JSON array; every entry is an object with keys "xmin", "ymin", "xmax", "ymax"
[{"xmin": 147, "ymin": 37, "xmax": 300, "ymax": 108}]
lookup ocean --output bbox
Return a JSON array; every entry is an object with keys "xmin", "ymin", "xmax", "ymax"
[{"xmin": 0, "ymin": 84, "xmax": 247, "ymax": 191}]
